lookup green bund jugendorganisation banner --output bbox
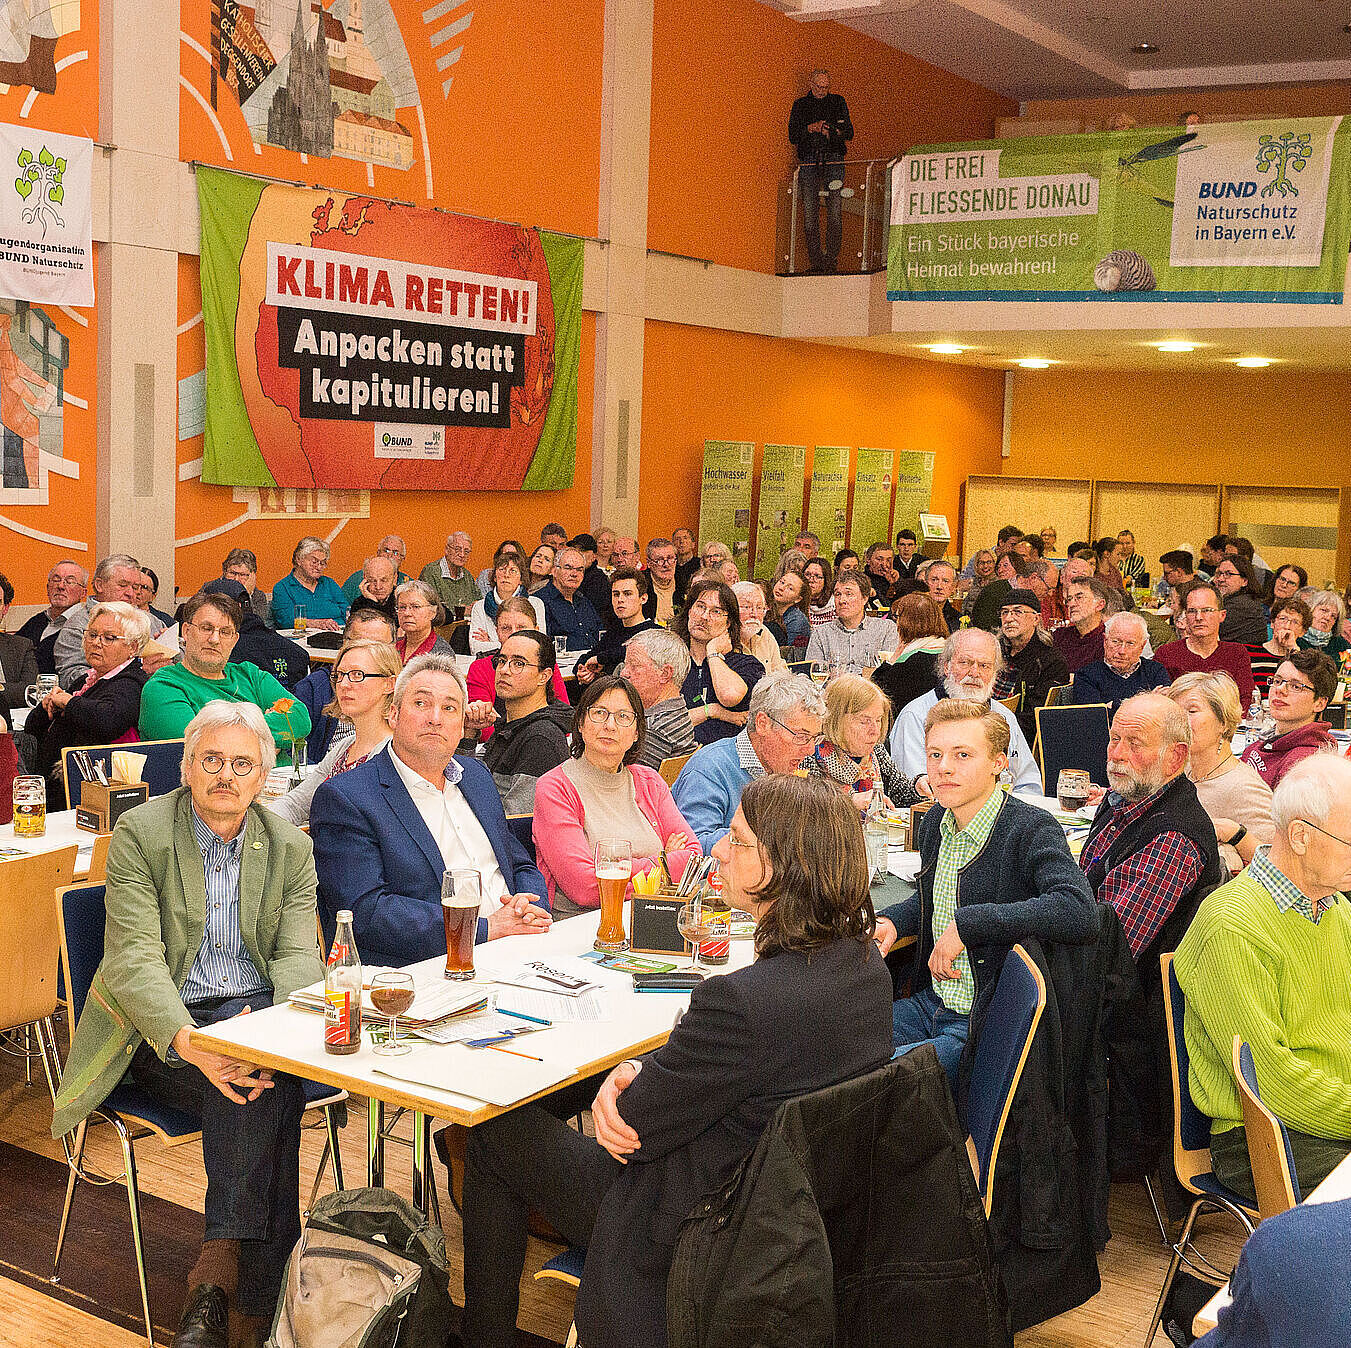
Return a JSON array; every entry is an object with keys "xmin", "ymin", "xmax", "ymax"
[
  {"xmin": 892, "ymin": 451, "xmax": 935, "ymax": 537},
  {"xmin": 888, "ymin": 117, "xmax": 1351, "ymax": 302},
  {"xmin": 807, "ymin": 447, "xmax": 851, "ymax": 557},
  {"xmin": 849, "ymin": 448, "xmax": 895, "ymax": 551},
  {"xmin": 699, "ymin": 441, "xmax": 754, "ymax": 566},
  {"xmin": 754, "ymin": 444, "xmax": 805, "ymax": 580},
  {"xmin": 198, "ymin": 166, "xmax": 582, "ymax": 491}
]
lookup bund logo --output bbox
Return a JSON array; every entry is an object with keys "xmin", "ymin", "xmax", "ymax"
[
  {"xmin": 1255, "ymin": 132, "xmax": 1312, "ymax": 199},
  {"xmin": 13, "ymin": 145, "xmax": 66, "ymax": 234}
]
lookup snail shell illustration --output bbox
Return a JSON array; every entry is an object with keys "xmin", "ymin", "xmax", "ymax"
[{"xmin": 1094, "ymin": 249, "xmax": 1156, "ymax": 292}]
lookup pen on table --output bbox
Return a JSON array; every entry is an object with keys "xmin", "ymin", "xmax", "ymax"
[
  {"xmin": 498, "ymin": 1008, "xmax": 552, "ymax": 1026},
  {"xmin": 488, "ymin": 1044, "xmax": 543, "ymax": 1062}
]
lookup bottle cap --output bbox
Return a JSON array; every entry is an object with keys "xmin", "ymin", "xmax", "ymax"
[{"xmin": 336, "ymin": 909, "xmax": 353, "ymax": 922}]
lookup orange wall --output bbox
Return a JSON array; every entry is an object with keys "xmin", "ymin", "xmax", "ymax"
[
  {"xmin": 648, "ymin": 0, "xmax": 1016, "ymax": 273},
  {"xmin": 1023, "ymin": 80, "xmax": 1351, "ymax": 129},
  {"xmin": 640, "ymin": 321, "xmax": 1006, "ymax": 548},
  {"xmin": 1005, "ymin": 369, "xmax": 1351, "ymax": 581}
]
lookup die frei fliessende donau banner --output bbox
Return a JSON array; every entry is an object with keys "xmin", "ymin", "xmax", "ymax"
[
  {"xmin": 198, "ymin": 166, "xmax": 582, "ymax": 490},
  {"xmin": 888, "ymin": 116, "xmax": 1351, "ymax": 303}
]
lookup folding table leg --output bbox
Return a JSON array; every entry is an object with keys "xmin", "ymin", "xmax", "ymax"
[
  {"xmin": 367, "ymin": 1097, "xmax": 385, "ymax": 1188},
  {"xmin": 411, "ymin": 1111, "xmax": 433, "ymax": 1218}
]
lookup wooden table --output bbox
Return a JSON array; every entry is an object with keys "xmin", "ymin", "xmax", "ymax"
[
  {"xmin": 276, "ymin": 629, "xmax": 341, "ymax": 665},
  {"xmin": 0, "ymin": 808, "xmax": 97, "ymax": 877},
  {"xmin": 1193, "ymin": 1149, "xmax": 1351, "ymax": 1336}
]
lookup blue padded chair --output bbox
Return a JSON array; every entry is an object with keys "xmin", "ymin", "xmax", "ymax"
[
  {"xmin": 1034, "ymin": 702, "xmax": 1110, "ymax": 791},
  {"xmin": 963, "ymin": 943, "xmax": 1046, "ymax": 1215},
  {"xmin": 506, "ymin": 814, "xmax": 535, "ymax": 862},
  {"xmin": 50, "ymin": 882, "xmax": 346, "ymax": 1347},
  {"xmin": 1142, "ymin": 955, "xmax": 1258, "ymax": 1348},
  {"xmin": 62, "ymin": 738, "xmax": 186, "ymax": 806},
  {"xmin": 1233, "ymin": 1035, "xmax": 1301, "ymax": 1219},
  {"xmin": 534, "ymin": 1246, "xmax": 583, "ymax": 1347}
]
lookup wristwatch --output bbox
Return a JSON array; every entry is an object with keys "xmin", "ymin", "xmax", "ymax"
[{"xmin": 1227, "ymin": 825, "xmax": 1247, "ymax": 848}]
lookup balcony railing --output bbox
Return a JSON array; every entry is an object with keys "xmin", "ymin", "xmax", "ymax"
[{"xmin": 775, "ymin": 158, "xmax": 895, "ymax": 277}]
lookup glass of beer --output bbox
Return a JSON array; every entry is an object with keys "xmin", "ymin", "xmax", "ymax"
[
  {"xmin": 1057, "ymin": 768, "xmax": 1092, "ymax": 814},
  {"xmin": 25, "ymin": 674, "xmax": 58, "ymax": 708},
  {"xmin": 293, "ymin": 604, "xmax": 307, "ymax": 634},
  {"xmin": 594, "ymin": 838, "xmax": 631, "ymax": 953},
  {"xmin": 12, "ymin": 775, "xmax": 45, "ymax": 838},
  {"xmin": 442, "ymin": 869, "xmax": 480, "ymax": 980},
  {"xmin": 370, "ymin": 971, "xmax": 415, "ymax": 1056}
]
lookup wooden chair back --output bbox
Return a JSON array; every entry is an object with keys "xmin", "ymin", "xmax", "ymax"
[
  {"xmin": 659, "ymin": 752, "xmax": 694, "ymax": 786},
  {"xmin": 86, "ymin": 833, "xmax": 112, "ymax": 884},
  {"xmin": 997, "ymin": 693, "xmax": 1020, "ymax": 715},
  {"xmin": 0, "ymin": 846, "xmax": 79, "ymax": 1031},
  {"xmin": 1232, "ymin": 1035, "xmax": 1301, "ymax": 1219},
  {"xmin": 1043, "ymin": 683, "xmax": 1072, "ymax": 709}
]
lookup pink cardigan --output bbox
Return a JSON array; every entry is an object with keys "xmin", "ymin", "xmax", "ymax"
[{"xmin": 532, "ymin": 762, "xmax": 701, "ymax": 909}]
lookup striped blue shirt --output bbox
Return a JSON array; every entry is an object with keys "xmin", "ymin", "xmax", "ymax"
[{"xmin": 180, "ymin": 808, "xmax": 269, "ymax": 1006}]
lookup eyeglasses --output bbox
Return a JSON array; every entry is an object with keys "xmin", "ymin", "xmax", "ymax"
[
  {"xmin": 1184, "ymin": 607, "xmax": 1220, "ymax": 618},
  {"xmin": 1214, "ymin": 568, "xmax": 1240, "ymax": 580},
  {"xmin": 84, "ymin": 629, "xmax": 128, "ymax": 645},
  {"xmin": 1298, "ymin": 818, "xmax": 1351, "ymax": 848},
  {"xmin": 585, "ymin": 706, "xmax": 638, "ymax": 728},
  {"xmin": 727, "ymin": 833, "xmax": 756, "ymax": 849},
  {"xmin": 334, "ymin": 669, "xmax": 392, "ymax": 684},
  {"xmin": 492, "ymin": 654, "xmax": 541, "ymax": 673},
  {"xmin": 766, "ymin": 713, "xmax": 824, "ymax": 747},
  {"xmin": 1269, "ymin": 676, "xmax": 1315, "ymax": 695},
  {"xmin": 197, "ymin": 753, "xmax": 258, "ymax": 777},
  {"xmin": 689, "ymin": 601, "xmax": 727, "ymax": 619},
  {"xmin": 187, "ymin": 622, "xmax": 236, "ymax": 640}
]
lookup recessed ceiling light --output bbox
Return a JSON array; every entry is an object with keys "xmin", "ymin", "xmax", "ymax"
[
  {"xmin": 1156, "ymin": 341, "xmax": 1197, "ymax": 353},
  {"xmin": 1017, "ymin": 358, "xmax": 1052, "ymax": 369},
  {"xmin": 927, "ymin": 343, "xmax": 967, "ymax": 355},
  {"xmin": 1234, "ymin": 356, "xmax": 1273, "ymax": 368},
  {"xmin": 1131, "ymin": 41, "xmax": 1158, "ymax": 54}
]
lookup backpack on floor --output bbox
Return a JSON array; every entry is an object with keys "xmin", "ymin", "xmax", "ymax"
[{"xmin": 267, "ymin": 1187, "xmax": 452, "ymax": 1348}]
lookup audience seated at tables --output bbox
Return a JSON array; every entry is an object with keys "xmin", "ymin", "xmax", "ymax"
[
  {"xmin": 672, "ymin": 671, "xmax": 824, "ymax": 853},
  {"xmin": 537, "ymin": 546, "xmax": 603, "ymax": 653},
  {"xmin": 221, "ymin": 547, "xmax": 273, "ymax": 628},
  {"xmin": 460, "ymin": 773, "xmax": 895, "ymax": 1348},
  {"xmin": 993, "ymin": 586, "xmax": 1069, "ymax": 743},
  {"xmin": 576, "ymin": 569, "xmax": 659, "ymax": 684},
  {"xmin": 475, "ymin": 540, "xmax": 525, "ymax": 599},
  {"xmin": 889, "ymin": 627, "xmax": 1042, "ymax": 795},
  {"xmin": 765, "ymin": 567, "xmax": 810, "ymax": 649},
  {"xmin": 15, "ymin": 559, "xmax": 87, "ymax": 674},
  {"xmin": 1214, "ymin": 557, "xmax": 1270, "ymax": 647},
  {"xmin": 481, "ymin": 630, "xmax": 572, "ymax": 814},
  {"xmin": 1156, "ymin": 579, "xmax": 1256, "ymax": 705},
  {"xmin": 341, "ymin": 534, "xmax": 409, "ymax": 603},
  {"xmin": 393, "ymin": 579, "xmax": 452, "ymax": 662},
  {"xmin": 1167, "ymin": 672, "xmax": 1273, "ymax": 875},
  {"xmin": 56, "ymin": 553, "xmax": 169, "ymax": 689},
  {"xmin": 1068, "ymin": 611, "xmax": 1170, "ymax": 713},
  {"xmin": 1240, "ymin": 649, "xmax": 1338, "ymax": 789},
  {"xmin": 468, "ymin": 552, "xmax": 543, "ymax": 656},
  {"xmin": 50, "ymin": 700, "xmax": 322, "ymax": 1348},
  {"xmin": 310, "ymin": 653, "xmax": 551, "ymax": 966},
  {"xmin": 1079, "ymin": 693, "xmax": 1224, "ymax": 977},
  {"xmin": 0, "ymin": 571, "xmax": 38, "ymax": 725},
  {"xmin": 1247, "ymin": 597, "xmax": 1309, "ymax": 697},
  {"xmin": 806, "ymin": 572, "xmax": 899, "ymax": 674},
  {"xmin": 1175, "ymin": 754, "xmax": 1351, "ymax": 1206},
  {"xmin": 872, "ymin": 592, "xmax": 947, "ymax": 716},
  {"xmin": 876, "ymin": 698, "xmax": 1097, "ymax": 1084},
  {"xmin": 419, "ymin": 530, "xmax": 480, "ymax": 615},
  {"xmin": 200, "ymin": 578, "xmax": 309, "ymax": 690},
  {"xmin": 466, "ymin": 599, "xmax": 570, "ymax": 745},
  {"xmin": 1299, "ymin": 588, "xmax": 1350, "ymax": 662},
  {"xmin": 621, "ymin": 628, "xmax": 697, "ymax": 770},
  {"xmin": 526, "ymin": 543, "xmax": 557, "ymax": 595},
  {"xmin": 532, "ymin": 676, "xmax": 699, "ymax": 916},
  {"xmin": 643, "ymin": 537, "xmax": 680, "ymax": 624},
  {"xmin": 803, "ymin": 556, "xmax": 835, "ymax": 628},
  {"xmin": 345, "ymin": 555, "xmax": 400, "ymax": 628},
  {"xmin": 807, "ymin": 673, "xmax": 922, "ymax": 809},
  {"xmin": 1053, "ymin": 574, "xmax": 1110, "ymax": 674},
  {"xmin": 269, "ymin": 639, "xmax": 398, "ymax": 829},
  {"xmin": 270, "ymin": 536, "xmax": 349, "ymax": 631},
  {"xmin": 924, "ymin": 559, "xmax": 963, "ymax": 634},
  {"xmin": 139, "ymin": 592, "xmax": 311, "ymax": 753},
  {"xmin": 675, "ymin": 575, "xmax": 765, "ymax": 745},
  {"xmin": 23, "ymin": 600, "xmax": 149, "ymax": 804},
  {"xmin": 294, "ymin": 608, "xmax": 394, "ymax": 762},
  {"xmin": 132, "ymin": 567, "xmax": 175, "ymax": 629}
]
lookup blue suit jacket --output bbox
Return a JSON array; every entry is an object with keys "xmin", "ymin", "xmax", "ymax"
[{"xmin": 310, "ymin": 745, "xmax": 548, "ymax": 967}]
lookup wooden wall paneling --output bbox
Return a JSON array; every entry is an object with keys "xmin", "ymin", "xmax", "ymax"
[
  {"xmin": 1222, "ymin": 485, "xmax": 1342, "ymax": 589},
  {"xmin": 1092, "ymin": 481, "xmax": 1221, "ymax": 582},
  {"xmin": 961, "ymin": 475, "xmax": 1092, "ymax": 560}
]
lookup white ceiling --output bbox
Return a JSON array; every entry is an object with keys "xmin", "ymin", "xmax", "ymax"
[{"xmin": 763, "ymin": 0, "xmax": 1351, "ymax": 100}]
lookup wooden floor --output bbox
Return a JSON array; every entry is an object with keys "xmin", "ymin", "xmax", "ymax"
[{"xmin": 0, "ymin": 1038, "xmax": 1245, "ymax": 1348}]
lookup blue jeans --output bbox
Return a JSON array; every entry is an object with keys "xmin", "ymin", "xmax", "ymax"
[
  {"xmin": 799, "ymin": 161, "xmax": 843, "ymax": 270},
  {"xmin": 891, "ymin": 985, "xmax": 970, "ymax": 1088}
]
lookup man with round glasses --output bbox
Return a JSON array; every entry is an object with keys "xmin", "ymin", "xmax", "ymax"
[
  {"xmin": 52, "ymin": 700, "xmax": 324, "ymax": 1348},
  {"xmin": 1156, "ymin": 578, "xmax": 1255, "ymax": 706},
  {"xmin": 482, "ymin": 630, "xmax": 572, "ymax": 813}
]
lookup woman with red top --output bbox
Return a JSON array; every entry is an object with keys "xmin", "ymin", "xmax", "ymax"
[
  {"xmin": 465, "ymin": 597, "xmax": 569, "ymax": 741},
  {"xmin": 394, "ymin": 579, "xmax": 453, "ymax": 662}
]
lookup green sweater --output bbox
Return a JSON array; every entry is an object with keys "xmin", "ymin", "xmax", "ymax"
[
  {"xmin": 1174, "ymin": 869, "xmax": 1351, "ymax": 1140},
  {"xmin": 138, "ymin": 659, "xmax": 312, "ymax": 748}
]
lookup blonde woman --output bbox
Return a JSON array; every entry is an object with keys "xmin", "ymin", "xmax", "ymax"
[
  {"xmin": 1167, "ymin": 670, "xmax": 1273, "ymax": 874},
  {"xmin": 269, "ymin": 639, "xmax": 399, "ymax": 826},
  {"xmin": 808, "ymin": 673, "xmax": 923, "ymax": 811}
]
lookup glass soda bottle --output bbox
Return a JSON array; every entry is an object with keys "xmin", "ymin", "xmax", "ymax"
[
  {"xmin": 325, "ymin": 910, "xmax": 363, "ymax": 1055},
  {"xmin": 698, "ymin": 865, "xmax": 731, "ymax": 967}
]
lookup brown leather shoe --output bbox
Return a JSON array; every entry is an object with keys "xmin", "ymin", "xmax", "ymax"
[{"xmin": 172, "ymin": 1283, "xmax": 228, "ymax": 1348}]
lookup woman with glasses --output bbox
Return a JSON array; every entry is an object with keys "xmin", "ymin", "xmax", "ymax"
[
  {"xmin": 268, "ymin": 640, "xmax": 398, "ymax": 827},
  {"xmin": 475, "ymin": 539, "xmax": 525, "ymax": 598},
  {"xmin": 467, "ymin": 553, "xmax": 544, "ymax": 655},
  {"xmin": 1240, "ymin": 649, "xmax": 1339, "ymax": 789},
  {"xmin": 533, "ymin": 676, "xmax": 699, "ymax": 916},
  {"xmin": 1298, "ymin": 589, "xmax": 1351, "ymax": 663},
  {"xmin": 673, "ymin": 576, "xmax": 765, "ymax": 746},
  {"xmin": 393, "ymin": 579, "xmax": 452, "ymax": 662},
  {"xmin": 808, "ymin": 674, "xmax": 922, "ymax": 811},
  {"xmin": 1249, "ymin": 597, "xmax": 1312, "ymax": 698},
  {"xmin": 270, "ymin": 536, "xmax": 349, "ymax": 631},
  {"xmin": 803, "ymin": 556, "xmax": 836, "ymax": 628},
  {"xmin": 465, "ymin": 598, "xmax": 569, "ymax": 742},
  {"xmin": 24, "ymin": 600, "xmax": 151, "ymax": 805}
]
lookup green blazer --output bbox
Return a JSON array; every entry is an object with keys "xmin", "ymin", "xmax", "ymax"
[{"xmin": 52, "ymin": 788, "xmax": 324, "ymax": 1139}]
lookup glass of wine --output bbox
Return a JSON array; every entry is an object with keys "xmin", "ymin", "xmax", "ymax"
[
  {"xmin": 370, "ymin": 971, "xmax": 415, "ymax": 1056},
  {"xmin": 809, "ymin": 661, "xmax": 828, "ymax": 688},
  {"xmin": 676, "ymin": 899, "xmax": 714, "ymax": 977}
]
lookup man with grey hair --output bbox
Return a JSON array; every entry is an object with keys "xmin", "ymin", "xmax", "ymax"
[
  {"xmin": 310, "ymin": 652, "xmax": 551, "ymax": 968},
  {"xmin": 341, "ymin": 534, "xmax": 409, "ymax": 604},
  {"xmin": 645, "ymin": 536, "xmax": 679, "ymax": 619},
  {"xmin": 348, "ymin": 554, "xmax": 399, "ymax": 626},
  {"xmin": 671, "ymin": 671, "xmax": 826, "ymax": 853},
  {"xmin": 1068, "ymin": 610, "xmax": 1169, "ymax": 713},
  {"xmin": 623, "ymin": 628, "xmax": 696, "ymax": 769},
  {"xmin": 51, "ymin": 699, "xmax": 321, "ymax": 1347},
  {"xmin": 1079, "ymin": 692, "xmax": 1224, "ymax": 966},
  {"xmin": 1176, "ymin": 752, "xmax": 1351, "ymax": 1204},
  {"xmin": 536, "ymin": 546, "xmax": 602, "ymax": 652},
  {"xmin": 16, "ymin": 558, "xmax": 88, "ymax": 673},
  {"xmin": 788, "ymin": 68, "xmax": 853, "ymax": 274},
  {"xmin": 888, "ymin": 628, "xmax": 1041, "ymax": 794},
  {"xmin": 55, "ymin": 552, "xmax": 168, "ymax": 688},
  {"xmin": 419, "ymin": 530, "xmax": 478, "ymax": 613}
]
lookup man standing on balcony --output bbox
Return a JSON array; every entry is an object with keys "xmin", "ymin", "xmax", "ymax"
[{"xmin": 788, "ymin": 69, "xmax": 853, "ymax": 275}]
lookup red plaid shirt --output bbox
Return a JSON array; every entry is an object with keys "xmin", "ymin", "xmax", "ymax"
[{"xmin": 1080, "ymin": 787, "xmax": 1203, "ymax": 957}]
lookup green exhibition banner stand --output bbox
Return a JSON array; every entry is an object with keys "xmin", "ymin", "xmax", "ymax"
[
  {"xmin": 892, "ymin": 451, "xmax": 936, "ymax": 537},
  {"xmin": 849, "ymin": 448, "xmax": 896, "ymax": 551},
  {"xmin": 754, "ymin": 444, "xmax": 806, "ymax": 579},
  {"xmin": 698, "ymin": 441, "xmax": 754, "ymax": 567},
  {"xmin": 807, "ymin": 446, "xmax": 851, "ymax": 557}
]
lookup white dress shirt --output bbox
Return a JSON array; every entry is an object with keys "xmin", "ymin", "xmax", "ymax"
[{"xmin": 389, "ymin": 748, "xmax": 510, "ymax": 915}]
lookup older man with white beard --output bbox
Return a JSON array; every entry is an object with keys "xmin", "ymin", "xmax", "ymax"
[{"xmin": 888, "ymin": 627, "xmax": 1042, "ymax": 794}]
